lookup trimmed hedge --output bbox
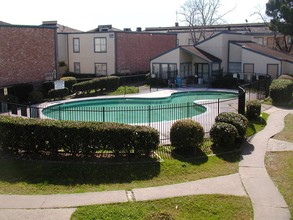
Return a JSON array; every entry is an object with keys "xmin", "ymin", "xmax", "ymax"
[
  {"xmin": 73, "ymin": 76, "xmax": 119, "ymax": 94},
  {"xmin": 170, "ymin": 119, "xmax": 204, "ymax": 154},
  {"xmin": 210, "ymin": 122, "xmax": 239, "ymax": 150},
  {"xmin": 62, "ymin": 72, "xmax": 96, "ymax": 79},
  {"xmin": 60, "ymin": 77, "xmax": 77, "ymax": 93},
  {"xmin": 48, "ymin": 88, "xmax": 69, "ymax": 100},
  {"xmin": 28, "ymin": 91, "xmax": 44, "ymax": 104},
  {"xmin": 0, "ymin": 116, "xmax": 159, "ymax": 158},
  {"xmin": 246, "ymin": 100, "xmax": 261, "ymax": 119},
  {"xmin": 269, "ymin": 79, "xmax": 293, "ymax": 104},
  {"xmin": 4, "ymin": 83, "xmax": 33, "ymax": 103},
  {"xmin": 215, "ymin": 112, "xmax": 248, "ymax": 139}
]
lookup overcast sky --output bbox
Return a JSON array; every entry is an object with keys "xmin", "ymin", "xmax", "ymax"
[{"xmin": 1, "ymin": 0, "xmax": 269, "ymax": 31}]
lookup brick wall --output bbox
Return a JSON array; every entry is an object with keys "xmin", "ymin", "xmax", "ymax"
[
  {"xmin": 0, "ymin": 26, "xmax": 56, "ymax": 87},
  {"xmin": 115, "ymin": 32, "xmax": 177, "ymax": 73}
]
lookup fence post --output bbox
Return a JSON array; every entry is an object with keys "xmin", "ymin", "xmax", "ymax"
[
  {"xmin": 58, "ymin": 105, "xmax": 62, "ymax": 120},
  {"xmin": 102, "ymin": 107, "xmax": 105, "ymax": 122},
  {"xmin": 148, "ymin": 105, "xmax": 151, "ymax": 126},
  {"xmin": 187, "ymin": 102, "xmax": 190, "ymax": 118},
  {"xmin": 238, "ymin": 86, "xmax": 246, "ymax": 115},
  {"xmin": 217, "ymin": 99, "xmax": 220, "ymax": 115},
  {"xmin": 265, "ymin": 75, "xmax": 270, "ymax": 98}
]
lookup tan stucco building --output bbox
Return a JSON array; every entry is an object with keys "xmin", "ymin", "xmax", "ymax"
[{"xmin": 150, "ymin": 32, "xmax": 293, "ymax": 84}]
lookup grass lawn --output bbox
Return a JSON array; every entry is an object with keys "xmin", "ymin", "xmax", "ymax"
[
  {"xmin": 0, "ymin": 110, "xmax": 269, "ymax": 195},
  {"xmin": 265, "ymin": 113, "xmax": 293, "ymax": 216},
  {"xmin": 71, "ymin": 195, "xmax": 252, "ymax": 220},
  {"xmin": 0, "ymin": 153, "xmax": 239, "ymax": 195},
  {"xmin": 266, "ymin": 152, "xmax": 293, "ymax": 216},
  {"xmin": 246, "ymin": 112, "xmax": 269, "ymax": 137},
  {"xmin": 273, "ymin": 114, "xmax": 293, "ymax": 143}
]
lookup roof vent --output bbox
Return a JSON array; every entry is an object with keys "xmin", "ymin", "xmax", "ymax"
[
  {"xmin": 98, "ymin": 25, "xmax": 112, "ymax": 31},
  {"xmin": 136, "ymin": 27, "xmax": 142, "ymax": 32},
  {"xmin": 123, "ymin": 28, "xmax": 132, "ymax": 32}
]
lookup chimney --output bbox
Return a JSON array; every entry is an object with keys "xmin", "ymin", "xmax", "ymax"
[
  {"xmin": 175, "ymin": 22, "xmax": 179, "ymax": 27},
  {"xmin": 42, "ymin": 21, "xmax": 58, "ymax": 26}
]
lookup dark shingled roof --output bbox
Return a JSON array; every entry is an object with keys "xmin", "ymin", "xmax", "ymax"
[
  {"xmin": 0, "ymin": 21, "xmax": 11, "ymax": 25},
  {"xmin": 181, "ymin": 45, "xmax": 222, "ymax": 63},
  {"xmin": 232, "ymin": 41, "xmax": 293, "ymax": 63}
]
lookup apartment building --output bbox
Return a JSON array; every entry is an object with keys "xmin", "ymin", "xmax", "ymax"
[
  {"xmin": 150, "ymin": 32, "xmax": 293, "ymax": 84},
  {"xmin": 58, "ymin": 25, "xmax": 177, "ymax": 75}
]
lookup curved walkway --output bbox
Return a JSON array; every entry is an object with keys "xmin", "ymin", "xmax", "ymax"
[
  {"xmin": 240, "ymin": 106, "xmax": 292, "ymax": 220},
  {"xmin": 0, "ymin": 107, "xmax": 292, "ymax": 220}
]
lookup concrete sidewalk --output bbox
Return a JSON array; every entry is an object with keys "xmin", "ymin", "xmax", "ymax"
[
  {"xmin": 239, "ymin": 107, "xmax": 292, "ymax": 220},
  {"xmin": 0, "ymin": 173, "xmax": 246, "ymax": 220},
  {"xmin": 0, "ymin": 106, "xmax": 292, "ymax": 220}
]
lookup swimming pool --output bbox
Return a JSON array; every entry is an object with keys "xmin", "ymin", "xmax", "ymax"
[{"xmin": 42, "ymin": 91, "xmax": 238, "ymax": 124}]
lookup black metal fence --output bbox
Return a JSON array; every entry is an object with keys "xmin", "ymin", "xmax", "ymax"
[
  {"xmin": 0, "ymin": 98, "xmax": 238, "ymax": 144},
  {"xmin": 0, "ymin": 78, "xmax": 271, "ymax": 145}
]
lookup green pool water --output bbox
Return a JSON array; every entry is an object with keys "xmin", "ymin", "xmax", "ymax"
[{"xmin": 42, "ymin": 91, "xmax": 237, "ymax": 123}]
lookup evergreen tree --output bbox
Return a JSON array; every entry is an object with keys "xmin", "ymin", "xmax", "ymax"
[{"xmin": 266, "ymin": 0, "xmax": 293, "ymax": 53}]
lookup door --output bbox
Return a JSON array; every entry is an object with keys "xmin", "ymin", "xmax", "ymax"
[{"xmin": 195, "ymin": 63, "xmax": 209, "ymax": 83}]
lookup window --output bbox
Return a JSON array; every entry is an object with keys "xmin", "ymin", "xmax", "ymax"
[
  {"xmin": 74, "ymin": 62, "xmax": 80, "ymax": 73},
  {"xmin": 151, "ymin": 63, "xmax": 177, "ymax": 79},
  {"xmin": 253, "ymin": 37, "xmax": 264, "ymax": 45},
  {"xmin": 95, "ymin": 63, "xmax": 107, "ymax": 76},
  {"xmin": 267, "ymin": 64, "xmax": 279, "ymax": 79},
  {"xmin": 73, "ymin": 38, "xmax": 80, "ymax": 53},
  {"xmin": 94, "ymin": 37, "xmax": 107, "ymax": 52},
  {"xmin": 228, "ymin": 62, "xmax": 241, "ymax": 74},
  {"xmin": 180, "ymin": 63, "xmax": 192, "ymax": 78},
  {"xmin": 188, "ymin": 39, "xmax": 193, "ymax": 45},
  {"xmin": 211, "ymin": 63, "xmax": 221, "ymax": 76},
  {"xmin": 243, "ymin": 63, "xmax": 254, "ymax": 73}
]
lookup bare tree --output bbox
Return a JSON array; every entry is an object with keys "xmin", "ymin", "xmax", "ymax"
[{"xmin": 180, "ymin": 0, "xmax": 234, "ymax": 45}]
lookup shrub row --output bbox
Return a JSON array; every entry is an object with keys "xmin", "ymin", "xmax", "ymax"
[
  {"xmin": 73, "ymin": 76, "xmax": 119, "ymax": 94},
  {"xmin": 0, "ymin": 116, "xmax": 159, "ymax": 158},
  {"xmin": 48, "ymin": 88, "xmax": 69, "ymax": 100},
  {"xmin": 0, "ymin": 83, "xmax": 33, "ymax": 103},
  {"xmin": 270, "ymin": 79, "xmax": 293, "ymax": 104},
  {"xmin": 210, "ymin": 112, "xmax": 248, "ymax": 150},
  {"xmin": 62, "ymin": 72, "xmax": 96, "ymax": 79}
]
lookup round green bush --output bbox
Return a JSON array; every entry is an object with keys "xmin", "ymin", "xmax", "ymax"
[
  {"xmin": 270, "ymin": 79, "xmax": 293, "ymax": 104},
  {"xmin": 210, "ymin": 122, "xmax": 239, "ymax": 150},
  {"xmin": 28, "ymin": 91, "xmax": 44, "ymax": 104},
  {"xmin": 170, "ymin": 119, "xmax": 204, "ymax": 154},
  {"xmin": 246, "ymin": 100, "xmax": 261, "ymax": 119},
  {"xmin": 60, "ymin": 77, "xmax": 77, "ymax": 93},
  {"xmin": 278, "ymin": 74, "xmax": 293, "ymax": 81},
  {"xmin": 215, "ymin": 112, "xmax": 248, "ymax": 139}
]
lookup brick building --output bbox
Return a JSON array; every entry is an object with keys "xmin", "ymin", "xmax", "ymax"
[
  {"xmin": 115, "ymin": 32, "xmax": 177, "ymax": 73},
  {"xmin": 0, "ymin": 24, "xmax": 57, "ymax": 87}
]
